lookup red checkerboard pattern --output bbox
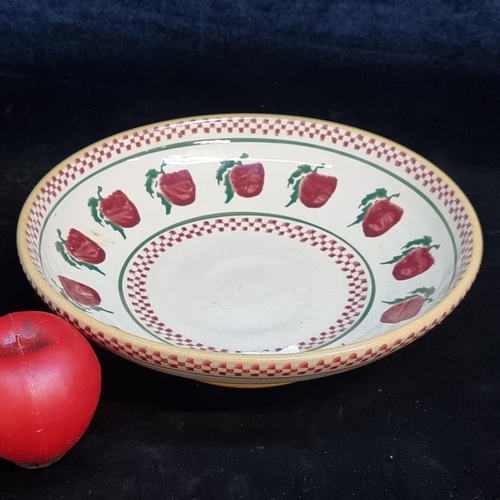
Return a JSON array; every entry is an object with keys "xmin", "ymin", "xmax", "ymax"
[
  {"xmin": 126, "ymin": 216, "xmax": 369, "ymax": 352},
  {"xmin": 21, "ymin": 116, "xmax": 478, "ymax": 381},
  {"xmin": 24, "ymin": 116, "xmax": 474, "ymax": 285},
  {"xmin": 24, "ymin": 269, "xmax": 466, "ymax": 382},
  {"xmin": 20, "ymin": 260, "xmax": 467, "ymax": 383}
]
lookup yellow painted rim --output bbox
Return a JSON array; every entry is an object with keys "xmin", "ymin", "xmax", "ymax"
[{"xmin": 16, "ymin": 114, "xmax": 483, "ymax": 372}]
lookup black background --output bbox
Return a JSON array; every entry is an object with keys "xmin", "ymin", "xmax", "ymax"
[{"xmin": 1, "ymin": 1, "xmax": 499, "ymax": 499}]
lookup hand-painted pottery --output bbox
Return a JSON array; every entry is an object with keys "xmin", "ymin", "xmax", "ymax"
[{"xmin": 17, "ymin": 115, "xmax": 482, "ymax": 387}]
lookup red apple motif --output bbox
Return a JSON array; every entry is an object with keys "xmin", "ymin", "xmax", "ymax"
[
  {"xmin": 55, "ymin": 229, "xmax": 106, "ymax": 275},
  {"xmin": 348, "ymin": 189, "xmax": 404, "ymax": 237},
  {"xmin": 285, "ymin": 164, "xmax": 338, "ymax": 208},
  {"xmin": 88, "ymin": 187, "xmax": 140, "ymax": 239},
  {"xmin": 145, "ymin": 163, "xmax": 197, "ymax": 214},
  {"xmin": 382, "ymin": 236, "xmax": 440, "ymax": 280},
  {"xmin": 380, "ymin": 287, "xmax": 435, "ymax": 323},
  {"xmin": 216, "ymin": 153, "xmax": 265, "ymax": 203}
]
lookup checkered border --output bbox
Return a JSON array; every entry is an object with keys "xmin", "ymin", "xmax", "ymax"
[
  {"xmin": 21, "ymin": 117, "xmax": 477, "ymax": 380},
  {"xmin": 23, "ymin": 268, "xmax": 466, "ymax": 382},
  {"xmin": 25, "ymin": 117, "xmax": 473, "ymax": 285},
  {"xmin": 126, "ymin": 216, "xmax": 369, "ymax": 352}
]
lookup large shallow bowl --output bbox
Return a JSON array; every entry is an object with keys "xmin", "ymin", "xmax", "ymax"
[{"xmin": 17, "ymin": 114, "xmax": 482, "ymax": 387}]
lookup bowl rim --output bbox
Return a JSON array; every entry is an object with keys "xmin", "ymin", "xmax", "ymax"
[{"xmin": 16, "ymin": 113, "xmax": 484, "ymax": 366}]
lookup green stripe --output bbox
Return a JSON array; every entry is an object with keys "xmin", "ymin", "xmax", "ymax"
[
  {"xmin": 37, "ymin": 137, "xmax": 458, "ymax": 279},
  {"xmin": 35, "ymin": 136, "xmax": 457, "ymax": 351},
  {"xmin": 117, "ymin": 212, "xmax": 376, "ymax": 349}
]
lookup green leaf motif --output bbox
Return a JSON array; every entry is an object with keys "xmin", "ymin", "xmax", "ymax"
[
  {"xmin": 103, "ymin": 218, "xmax": 126, "ymax": 239},
  {"xmin": 381, "ymin": 236, "xmax": 440, "ymax": 265},
  {"xmin": 285, "ymin": 178, "xmax": 302, "ymax": 208},
  {"xmin": 88, "ymin": 197, "xmax": 104, "ymax": 227},
  {"xmin": 412, "ymin": 286, "xmax": 436, "ymax": 297},
  {"xmin": 312, "ymin": 164, "xmax": 325, "ymax": 174},
  {"xmin": 216, "ymin": 160, "xmax": 236, "ymax": 184},
  {"xmin": 381, "ymin": 252, "xmax": 408, "ymax": 265},
  {"xmin": 348, "ymin": 188, "xmax": 400, "ymax": 228},
  {"xmin": 91, "ymin": 305, "xmax": 114, "ymax": 314},
  {"xmin": 89, "ymin": 187, "xmax": 127, "ymax": 238},
  {"xmin": 59, "ymin": 288, "xmax": 83, "ymax": 310},
  {"xmin": 298, "ymin": 164, "xmax": 313, "ymax": 173},
  {"xmin": 157, "ymin": 192, "xmax": 172, "ymax": 215},
  {"xmin": 55, "ymin": 240, "xmax": 79, "ymax": 270},
  {"xmin": 347, "ymin": 204, "xmax": 371, "ymax": 227},
  {"xmin": 382, "ymin": 286, "xmax": 436, "ymax": 305},
  {"xmin": 216, "ymin": 152, "xmax": 266, "ymax": 201},
  {"xmin": 401, "ymin": 235, "xmax": 433, "ymax": 249},
  {"xmin": 286, "ymin": 164, "xmax": 312, "ymax": 187},
  {"xmin": 286, "ymin": 171, "xmax": 302, "ymax": 187},
  {"xmin": 78, "ymin": 260, "xmax": 106, "ymax": 276},
  {"xmin": 147, "ymin": 162, "xmax": 179, "ymax": 214},
  {"xmin": 215, "ymin": 155, "xmax": 250, "ymax": 202},
  {"xmin": 223, "ymin": 173, "xmax": 235, "ymax": 204},
  {"xmin": 145, "ymin": 169, "xmax": 159, "ymax": 197},
  {"xmin": 359, "ymin": 188, "xmax": 389, "ymax": 208},
  {"xmin": 56, "ymin": 229, "xmax": 106, "ymax": 275}
]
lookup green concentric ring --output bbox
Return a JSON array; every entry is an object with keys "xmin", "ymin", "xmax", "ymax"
[
  {"xmin": 117, "ymin": 212, "xmax": 377, "ymax": 351},
  {"xmin": 37, "ymin": 138, "xmax": 458, "ymax": 281}
]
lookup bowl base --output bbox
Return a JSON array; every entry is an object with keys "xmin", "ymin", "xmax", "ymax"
[{"xmin": 203, "ymin": 380, "xmax": 292, "ymax": 389}]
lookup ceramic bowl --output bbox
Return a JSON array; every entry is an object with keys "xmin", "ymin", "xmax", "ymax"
[{"xmin": 17, "ymin": 115, "xmax": 482, "ymax": 387}]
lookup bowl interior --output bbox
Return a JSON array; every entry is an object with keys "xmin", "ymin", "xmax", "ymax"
[{"xmin": 22, "ymin": 116, "xmax": 475, "ymax": 354}]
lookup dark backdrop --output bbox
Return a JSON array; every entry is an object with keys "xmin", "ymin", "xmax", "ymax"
[
  {"xmin": 1, "ymin": 2, "xmax": 499, "ymax": 499},
  {"xmin": 2, "ymin": 0, "xmax": 500, "ymax": 76}
]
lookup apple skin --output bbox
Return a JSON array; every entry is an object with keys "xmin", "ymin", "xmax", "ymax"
[{"xmin": 0, "ymin": 311, "xmax": 101, "ymax": 468}]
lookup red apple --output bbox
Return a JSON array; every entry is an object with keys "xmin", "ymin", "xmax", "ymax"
[{"xmin": 0, "ymin": 311, "xmax": 101, "ymax": 468}]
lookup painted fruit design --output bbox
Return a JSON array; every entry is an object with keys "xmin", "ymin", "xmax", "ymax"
[
  {"xmin": 58, "ymin": 276, "xmax": 112, "ymax": 313},
  {"xmin": 145, "ymin": 162, "xmax": 196, "ymax": 214},
  {"xmin": 88, "ymin": 187, "xmax": 140, "ymax": 239},
  {"xmin": 216, "ymin": 153, "xmax": 265, "ymax": 203},
  {"xmin": 348, "ymin": 189, "xmax": 403, "ymax": 237},
  {"xmin": 382, "ymin": 236, "xmax": 440, "ymax": 280},
  {"xmin": 55, "ymin": 229, "xmax": 106, "ymax": 275},
  {"xmin": 286, "ymin": 164, "xmax": 338, "ymax": 208},
  {"xmin": 380, "ymin": 287, "xmax": 435, "ymax": 323}
]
